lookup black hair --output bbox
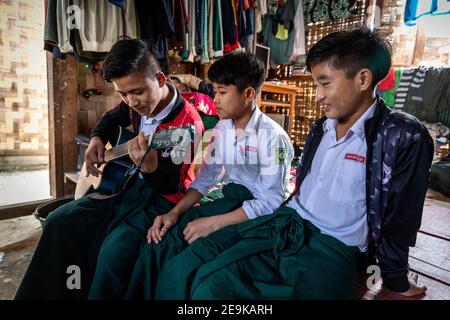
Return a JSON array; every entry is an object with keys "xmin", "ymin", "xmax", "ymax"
[
  {"xmin": 306, "ymin": 26, "xmax": 392, "ymax": 87},
  {"xmin": 207, "ymin": 51, "xmax": 266, "ymax": 93},
  {"xmin": 103, "ymin": 38, "xmax": 161, "ymax": 82}
]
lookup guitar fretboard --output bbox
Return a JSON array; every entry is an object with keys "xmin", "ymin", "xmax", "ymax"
[
  {"xmin": 100, "ymin": 126, "xmax": 191, "ymax": 163},
  {"xmin": 104, "ymin": 133, "xmax": 154, "ymax": 162}
]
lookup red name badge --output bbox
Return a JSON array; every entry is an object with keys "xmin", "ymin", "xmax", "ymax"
[{"xmin": 344, "ymin": 153, "xmax": 366, "ymax": 163}]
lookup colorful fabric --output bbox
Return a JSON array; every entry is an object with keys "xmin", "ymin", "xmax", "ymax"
[
  {"xmin": 381, "ymin": 67, "xmax": 402, "ymax": 108},
  {"xmin": 378, "ymin": 67, "xmax": 396, "ymax": 91},
  {"xmin": 181, "ymin": 92, "xmax": 217, "ymax": 116}
]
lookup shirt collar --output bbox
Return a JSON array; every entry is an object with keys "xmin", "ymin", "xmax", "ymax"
[
  {"xmin": 244, "ymin": 106, "xmax": 262, "ymax": 133},
  {"xmin": 231, "ymin": 106, "xmax": 262, "ymax": 140},
  {"xmin": 322, "ymin": 99, "xmax": 377, "ymax": 141},
  {"xmin": 142, "ymin": 83, "xmax": 178, "ymax": 124},
  {"xmin": 350, "ymin": 100, "xmax": 377, "ymax": 140}
]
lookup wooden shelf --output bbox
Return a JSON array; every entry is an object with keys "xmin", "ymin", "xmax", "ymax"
[
  {"xmin": 260, "ymin": 101, "xmax": 291, "ymax": 107},
  {"xmin": 257, "ymin": 81, "xmax": 300, "ymax": 138}
]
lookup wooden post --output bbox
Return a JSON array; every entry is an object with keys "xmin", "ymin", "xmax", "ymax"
[
  {"xmin": 413, "ymin": 24, "xmax": 426, "ymax": 65},
  {"xmin": 47, "ymin": 53, "xmax": 78, "ymax": 197}
]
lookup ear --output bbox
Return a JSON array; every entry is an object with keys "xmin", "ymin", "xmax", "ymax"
[
  {"xmin": 156, "ymin": 72, "xmax": 166, "ymax": 87},
  {"xmin": 358, "ymin": 68, "xmax": 373, "ymax": 91},
  {"xmin": 244, "ymin": 86, "xmax": 257, "ymax": 103}
]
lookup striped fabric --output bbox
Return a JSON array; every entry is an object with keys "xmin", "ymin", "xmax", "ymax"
[{"xmin": 393, "ymin": 66, "xmax": 427, "ymax": 110}]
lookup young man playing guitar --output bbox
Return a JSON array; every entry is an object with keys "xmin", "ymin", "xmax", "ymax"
[{"xmin": 15, "ymin": 39, "xmax": 203, "ymax": 299}]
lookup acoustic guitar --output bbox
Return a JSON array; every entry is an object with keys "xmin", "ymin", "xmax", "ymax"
[{"xmin": 75, "ymin": 126, "xmax": 193, "ymax": 200}]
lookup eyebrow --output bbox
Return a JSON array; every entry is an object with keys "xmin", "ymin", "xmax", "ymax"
[
  {"xmin": 116, "ymin": 87, "xmax": 145, "ymax": 94},
  {"xmin": 316, "ymin": 75, "xmax": 331, "ymax": 81}
]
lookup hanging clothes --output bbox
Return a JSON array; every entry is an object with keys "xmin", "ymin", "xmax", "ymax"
[
  {"xmin": 328, "ymin": 0, "xmax": 358, "ymax": 20},
  {"xmin": 236, "ymin": 0, "xmax": 250, "ymax": 49},
  {"xmin": 380, "ymin": 67, "xmax": 402, "ymax": 108},
  {"xmin": 378, "ymin": 67, "xmax": 396, "ymax": 91},
  {"xmin": 393, "ymin": 67, "xmax": 425, "ymax": 110},
  {"xmin": 44, "ymin": 0, "xmax": 58, "ymax": 49},
  {"xmin": 185, "ymin": 0, "xmax": 197, "ymax": 62},
  {"xmin": 304, "ymin": 0, "xmax": 358, "ymax": 24},
  {"xmin": 404, "ymin": 0, "xmax": 450, "ymax": 26},
  {"xmin": 108, "ymin": 0, "xmax": 125, "ymax": 7},
  {"xmin": 213, "ymin": 0, "xmax": 224, "ymax": 57},
  {"xmin": 243, "ymin": 0, "xmax": 256, "ymax": 52},
  {"xmin": 170, "ymin": 0, "xmax": 188, "ymax": 58},
  {"xmin": 261, "ymin": 0, "xmax": 299, "ymax": 65},
  {"xmin": 421, "ymin": 67, "xmax": 450, "ymax": 126},
  {"xmin": 254, "ymin": 0, "xmax": 268, "ymax": 34},
  {"xmin": 135, "ymin": 0, "xmax": 174, "ymax": 72},
  {"xmin": 73, "ymin": 0, "xmax": 138, "ymax": 53},
  {"xmin": 289, "ymin": 0, "xmax": 306, "ymax": 62},
  {"xmin": 208, "ymin": 0, "xmax": 215, "ymax": 58},
  {"xmin": 198, "ymin": 0, "xmax": 209, "ymax": 64},
  {"xmin": 56, "ymin": 0, "xmax": 73, "ymax": 53},
  {"xmin": 222, "ymin": 0, "xmax": 240, "ymax": 54},
  {"xmin": 404, "ymin": 66, "xmax": 428, "ymax": 110},
  {"xmin": 180, "ymin": 0, "xmax": 190, "ymax": 60},
  {"xmin": 393, "ymin": 67, "xmax": 450, "ymax": 128}
]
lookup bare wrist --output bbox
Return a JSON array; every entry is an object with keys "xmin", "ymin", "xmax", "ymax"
[{"xmin": 170, "ymin": 207, "xmax": 183, "ymax": 218}]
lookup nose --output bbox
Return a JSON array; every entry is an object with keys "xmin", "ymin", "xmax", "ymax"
[
  {"xmin": 127, "ymin": 95, "xmax": 138, "ymax": 107},
  {"xmin": 315, "ymin": 87, "xmax": 325, "ymax": 103},
  {"xmin": 213, "ymin": 94, "xmax": 220, "ymax": 105}
]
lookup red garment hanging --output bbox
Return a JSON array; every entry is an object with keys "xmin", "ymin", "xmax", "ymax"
[{"xmin": 378, "ymin": 67, "xmax": 396, "ymax": 91}]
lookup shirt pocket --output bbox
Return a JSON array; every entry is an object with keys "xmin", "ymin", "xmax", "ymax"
[{"xmin": 330, "ymin": 159, "xmax": 366, "ymax": 203}]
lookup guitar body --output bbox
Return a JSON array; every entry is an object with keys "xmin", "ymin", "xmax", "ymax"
[{"xmin": 75, "ymin": 127, "xmax": 135, "ymax": 200}]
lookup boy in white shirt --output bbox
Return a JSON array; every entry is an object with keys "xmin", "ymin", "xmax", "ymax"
[{"xmin": 126, "ymin": 51, "xmax": 294, "ymax": 299}]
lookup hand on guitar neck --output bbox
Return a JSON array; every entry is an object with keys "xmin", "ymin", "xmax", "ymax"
[
  {"xmin": 127, "ymin": 132, "xmax": 158, "ymax": 174},
  {"xmin": 84, "ymin": 132, "xmax": 158, "ymax": 177}
]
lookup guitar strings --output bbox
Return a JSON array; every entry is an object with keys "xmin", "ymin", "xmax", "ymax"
[{"xmin": 104, "ymin": 127, "xmax": 189, "ymax": 162}]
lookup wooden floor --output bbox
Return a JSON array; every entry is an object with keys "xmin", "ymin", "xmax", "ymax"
[{"xmin": 357, "ymin": 190, "xmax": 450, "ymax": 300}]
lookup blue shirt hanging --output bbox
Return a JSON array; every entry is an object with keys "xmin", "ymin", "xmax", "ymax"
[{"xmin": 404, "ymin": 0, "xmax": 450, "ymax": 26}]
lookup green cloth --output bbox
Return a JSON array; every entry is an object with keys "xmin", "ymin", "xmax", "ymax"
[
  {"xmin": 156, "ymin": 206, "xmax": 359, "ymax": 300},
  {"xmin": 44, "ymin": 0, "xmax": 58, "ymax": 46},
  {"xmin": 200, "ymin": 113, "xmax": 220, "ymax": 131},
  {"xmin": 88, "ymin": 182, "xmax": 174, "ymax": 299},
  {"xmin": 125, "ymin": 183, "xmax": 253, "ymax": 299},
  {"xmin": 382, "ymin": 67, "xmax": 402, "ymax": 108},
  {"xmin": 15, "ymin": 178, "xmax": 173, "ymax": 300},
  {"xmin": 213, "ymin": 0, "xmax": 223, "ymax": 56}
]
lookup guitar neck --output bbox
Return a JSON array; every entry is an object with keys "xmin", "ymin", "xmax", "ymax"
[{"xmin": 104, "ymin": 133, "xmax": 154, "ymax": 162}]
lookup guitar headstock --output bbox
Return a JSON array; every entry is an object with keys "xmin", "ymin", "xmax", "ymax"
[{"xmin": 149, "ymin": 125, "xmax": 195, "ymax": 150}]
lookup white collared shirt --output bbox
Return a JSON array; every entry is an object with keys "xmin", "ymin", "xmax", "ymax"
[
  {"xmin": 139, "ymin": 83, "xmax": 178, "ymax": 136},
  {"xmin": 189, "ymin": 107, "xmax": 294, "ymax": 219},
  {"xmin": 288, "ymin": 101, "xmax": 377, "ymax": 251}
]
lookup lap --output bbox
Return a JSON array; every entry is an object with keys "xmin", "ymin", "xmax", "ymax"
[{"xmin": 191, "ymin": 207, "xmax": 359, "ymax": 299}]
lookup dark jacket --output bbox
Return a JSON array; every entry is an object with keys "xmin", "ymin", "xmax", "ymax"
[
  {"xmin": 90, "ymin": 90, "xmax": 204, "ymax": 203},
  {"xmin": 291, "ymin": 97, "xmax": 434, "ymax": 292}
]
